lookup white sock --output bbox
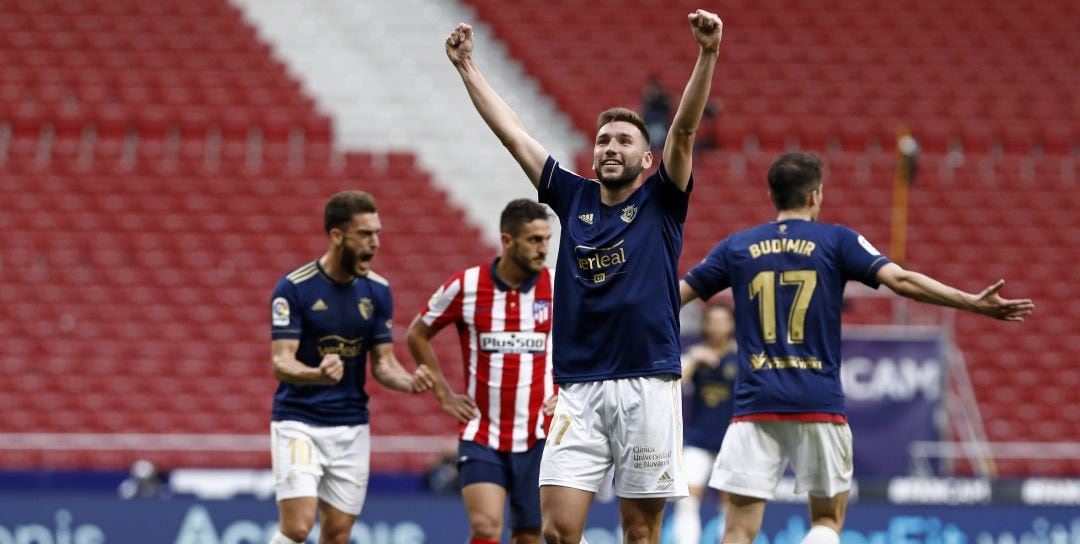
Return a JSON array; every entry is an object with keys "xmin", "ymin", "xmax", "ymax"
[
  {"xmin": 673, "ymin": 495, "xmax": 702, "ymax": 544},
  {"xmin": 801, "ymin": 525, "xmax": 840, "ymax": 544},
  {"xmin": 270, "ymin": 531, "xmax": 303, "ymax": 544},
  {"xmin": 579, "ymin": 538, "xmax": 589, "ymax": 544}
]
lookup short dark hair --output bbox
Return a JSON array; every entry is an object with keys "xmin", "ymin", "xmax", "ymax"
[
  {"xmin": 500, "ymin": 199, "xmax": 549, "ymax": 236},
  {"xmin": 767, "ymin": 153, "xmax": 823, "ymax": 211},
  {"xmin": 324, "ymin": 190, "xmax": 377, "ymax": 232},
  {"xmin": 596, "ymin": 107, "xmax": 650, "ymax": 146}
]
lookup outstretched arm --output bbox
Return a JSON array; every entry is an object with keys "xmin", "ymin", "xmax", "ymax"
[
  {"xmin": 406, "ymin": 316, "xmax": 479, "ymax": 423},
  {"xmin": 663, "ymin": 9, "xmax": 723, "ymax": 190},
  {"xmin": 446, "ymin": 23, "xmax": 550, "ymax": 187},
  {"xmin": 876, "ymin": 263, "xmax": 1035, "ymax": 321}
]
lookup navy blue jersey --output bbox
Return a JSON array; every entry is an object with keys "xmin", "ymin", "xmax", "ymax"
[
  {"xmin": 684, "ymin": 347, "xmax": 738, "ymax": 452},
  {"xmin": 270, "ymin": 261, "xmax": 395, "ymax": 426},
  {"xmin": 538, "ymin": 157, "xmax": 690, "ymax": 383},
  {"xmin": 684, "ymin": 219, "xmax": 890, "ymax": 417}
]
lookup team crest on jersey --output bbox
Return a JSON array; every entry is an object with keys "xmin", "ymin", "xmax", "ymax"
[
  {"xmin": 533, "ymin": 300, "xmax": 551, "ymax": 324},
  {"xmin": 578, "ymin": 213, "xmax": 594, "ymax": 225},
  {"xmin": 778, "ymin": 224, "xmax": 788, "ymax": 234},
  {"xmin": 272, "ymin": 297, "xmax": 290, "ymax": 326},
  {"xmin": 358, "ymin": 298, "xmax": 373, "ymax": 320},
  {"xmin": 620, "ymin": 204, "xmax": 637, "ymax": 223},
  {"xmin": 385, "ymin": 319, "xmax": 392, "ymax": 330}
]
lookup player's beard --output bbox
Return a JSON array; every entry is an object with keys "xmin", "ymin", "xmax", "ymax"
[
  {"xmin": 339, "ymin": 246, "xmax": 368, "ymax": 277},
  {"xmin": 595, "ymin": 159, "xmax": 643, "ymax": 190},
  {"xmin": 509, "ymin": 243, "xmax": 544, "ymax": 275}
]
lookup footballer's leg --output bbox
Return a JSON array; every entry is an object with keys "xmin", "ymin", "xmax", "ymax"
[
  {"xmin": 608, "ymin": 376, "xmax": 688, "ymax": 543},
  {"xmin": 793, "ymin": 423, "xmax": 852, "ymax": 543},
  {"xmin": 316, "ymin": 424, "xmax": 370, "ymax": 544},
  {"xmin": 721, "ymin": 493, "xmax": 767, "ymax": 543},
  {"xmin": 619, "ymin": 497, "xmax": 666, "ymax": 543},
  {"xmin": 539, "ymin": 382, "xmax": 610, "ymax": 544},
  {"xmin": 271, "ymin": 421, "xmax": 324, "ymax": 543},
  {"xmin": 540, "ymin": 485, "xmax": 593, "ymax": 544},
  {"xmin": 274, "ymin": 497, "xmax": 317, "ymax": 543},
  {"xmin": 317, "ymin": 500, "xmax": 358, "ymax": 544}
]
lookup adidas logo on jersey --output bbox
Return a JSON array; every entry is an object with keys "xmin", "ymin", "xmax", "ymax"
[
  {"xmin": 311, "ymin": 299, "xmax": 328, "ymax": 311},
  {"xmin": 578, "ymin": 213, "xmax": 594, "ymax": 225},
  {"xmin": 657, "ymin": 471, "xmax": 674, "ymax": 488}
]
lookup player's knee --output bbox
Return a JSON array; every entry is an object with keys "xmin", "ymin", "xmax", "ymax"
[
  {"xmin": 622, "ymin": 522, "xmax": 659, "ymax": 544},
  {"xmin": 722, "ymin": 522, "xmax": 758, "ymax": 543},
  {"xmin": 278, "ymin": 516, "xmax": 314, "ymax": 544},
  {"xmin": 469, "ymin": 511, "xmax": 503, "ymax": 540},
  {"xmin": 541, "ymin": 520, "xmax": 581, "ymax": 544}
]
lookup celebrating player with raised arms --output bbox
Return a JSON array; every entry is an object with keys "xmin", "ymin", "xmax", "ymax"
[{"xmin": 447, "ymin": 9, "xmax": 723, "ymax": 544}]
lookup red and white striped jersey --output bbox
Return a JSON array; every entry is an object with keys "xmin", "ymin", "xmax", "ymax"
[{"xmin": 419, "ymin": 260, "xmax": 555, "ymax": 452}]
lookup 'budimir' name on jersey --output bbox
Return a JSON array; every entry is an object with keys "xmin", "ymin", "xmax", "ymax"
[{"xmin": 749, "ymin": 238, "xmax": 817, "ymax": 259}]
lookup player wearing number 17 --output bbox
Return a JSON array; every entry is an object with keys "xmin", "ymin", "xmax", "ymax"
[
  {"xmin": 679, "ymin": 153, "xmax": 1035, "ymax": 544},
  {"xmin": 447, "ymin": 9, "xmax": 723, "ymax": 544}
]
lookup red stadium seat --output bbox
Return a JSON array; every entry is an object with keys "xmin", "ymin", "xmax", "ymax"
[{"xmin": 1, "ymin": 0, "xmax": 1075, "ymax": 473}]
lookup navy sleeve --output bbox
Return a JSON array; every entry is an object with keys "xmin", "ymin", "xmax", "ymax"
[
  {"xmin": 654, "ymin": 160, "xmax": 692, "ymax": 223},
  {"xmin": 270, "ymin": 278, "xmax": 302, "ymax": 340},
  {"xmin": 684, "ymin": 238, "xmax": 731, "ymax": 300},
  {"xmin": 837, "ymin": 227, "xmax": 891, "ymax": 288},
  {"xmin": 537, "ymin": 155, "xmax": 585, "ymax": 222},
  {"xmin": 372, "ymin": 285, "xmax": 394, "ymax": 345}
]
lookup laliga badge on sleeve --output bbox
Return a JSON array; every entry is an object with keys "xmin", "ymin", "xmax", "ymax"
[{"xmin": 272, "ymin": 297, "xmax": 290, "ymax": 326}]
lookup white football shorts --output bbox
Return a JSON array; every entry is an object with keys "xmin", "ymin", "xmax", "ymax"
[
  {"xmin": 539, "ymin": 375, "xmax": 688, "ymax": 499},
  {"xmin": 270, "ymin": 420, "xmax": 371, "ymax": 516},
  {"xmin": 683, "ymin": 445, "xmax": 719, "ymax": 489},
  {"xmin": 709, "ymin": 420, "xmax": 853, "ymax": 500}
]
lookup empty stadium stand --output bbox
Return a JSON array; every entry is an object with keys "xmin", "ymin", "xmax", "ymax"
[
  {"xmin": 1, "ymin": 0, "xmax": 1077, "ymax": 478},
  {"xmin": 0, "ymin": 0, "xmax": 488, "ymax": 471}
]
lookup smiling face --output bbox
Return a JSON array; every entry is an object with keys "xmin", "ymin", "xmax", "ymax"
[
  {"xmin": 593, "ymin": 120, "xmax": 653, "ymax": 190},
  {"xmin": 332, "ymin": 212, "xmax": 382, "ymax": 277}
]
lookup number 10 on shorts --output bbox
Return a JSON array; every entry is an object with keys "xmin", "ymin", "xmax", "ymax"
[{"xmin": 288, "ymin": 438, "xmax": 312, "ymax": 465}]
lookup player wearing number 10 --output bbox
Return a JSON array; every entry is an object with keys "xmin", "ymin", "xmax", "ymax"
[
  {"xmin": 679, "ymin": 153, "xmax": 1035, "ymax": 544},
  {"xmin": 267, "ymin": 191, "xmax": 434, "ymax": 544}
]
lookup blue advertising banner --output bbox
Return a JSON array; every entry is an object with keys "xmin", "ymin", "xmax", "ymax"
[
  {"xmin": 840, "ymin": 331, "xmax": 946, "ymax": 478},
  {"xmin": 0, "ymin": 494, "xmax": 1077, "ymax": 544}
]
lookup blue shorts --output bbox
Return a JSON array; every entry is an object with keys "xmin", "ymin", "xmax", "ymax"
[{"xmin": 458, "ymin": 440, "xmax": 544, "ymax": 530}]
